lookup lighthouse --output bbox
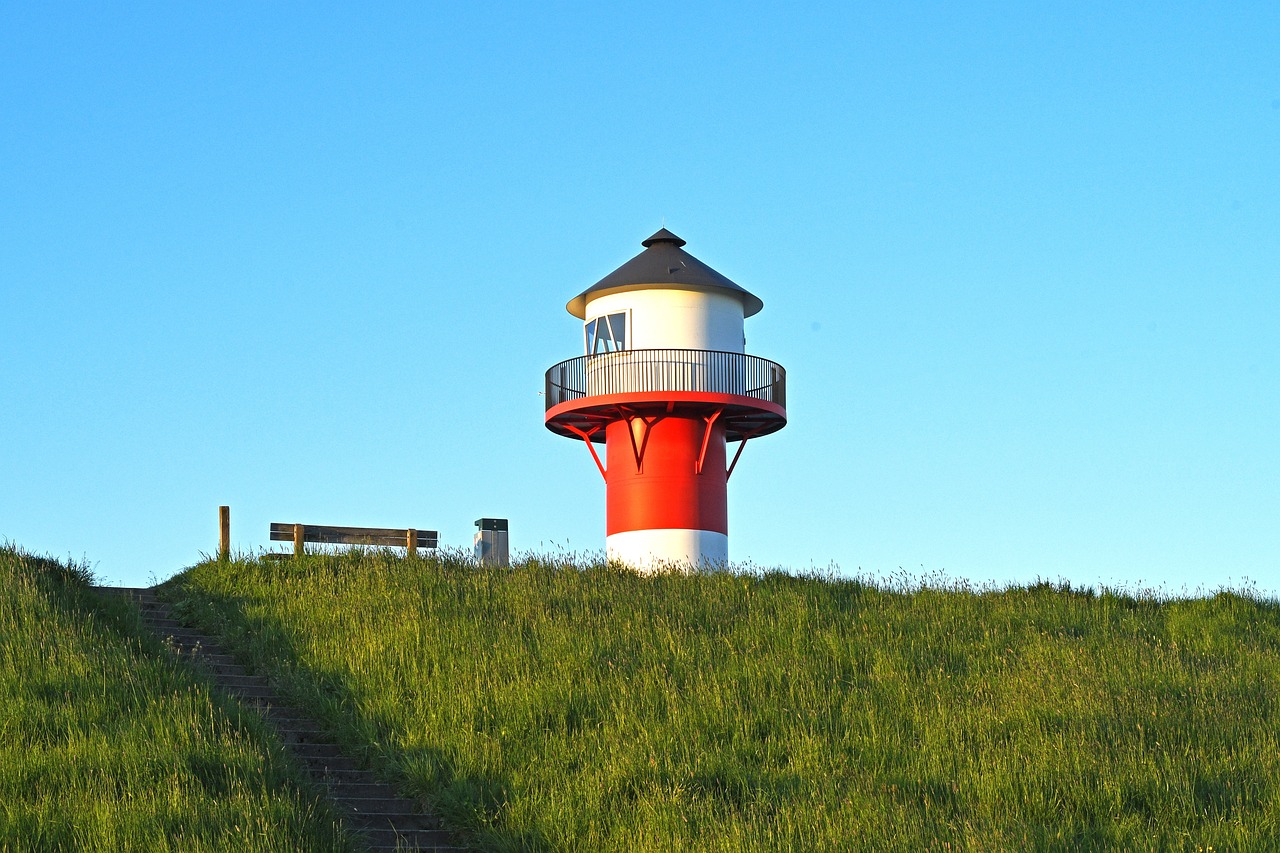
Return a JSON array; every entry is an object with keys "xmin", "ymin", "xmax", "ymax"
[{"xmin": 544, "ymin": 229, "xmax": 788, "ymax": 570}]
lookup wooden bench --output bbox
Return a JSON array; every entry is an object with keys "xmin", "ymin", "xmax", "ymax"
[{"xmin": 268, "ymin": 523, "xmax": 439, "ymax": 557}]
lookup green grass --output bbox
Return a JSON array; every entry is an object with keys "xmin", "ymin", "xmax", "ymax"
[
  {"xmin": 0, "ymin": 544, "xmax": 350, "ymax": 852},
  {"xmin": 166, "ymin": 549, "xmax": 1280, "ymax": 851}
]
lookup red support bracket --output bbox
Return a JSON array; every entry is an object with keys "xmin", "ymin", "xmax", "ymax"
[
  {"xmin": 565, "ymin": 424, "xmax": 607, "ymax": 482},
  {"xmin": 622, "ymin": 411, "xmax": 666, "ymax": 472},
  {"xmin": 727, "ymin": 437, "xmax": 749, "ymax": 481},
  {"xmin": 726, "ymin": 426, "xmax": 764, "ymax": 481},
  {"xmin": 695, "ymin": 408, "xmax": 724, "ymax": 474}
]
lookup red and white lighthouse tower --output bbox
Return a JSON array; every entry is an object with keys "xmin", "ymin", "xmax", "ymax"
[{"xmin": 544, "ymin": 229, "xmax": 787, "ymax": 570}]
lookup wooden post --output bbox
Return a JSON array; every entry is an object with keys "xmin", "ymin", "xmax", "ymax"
[
  {"xmin": 406, "ymin": 528, "xmax": 418, "ymax": 553},
  {"xmin": 293, "ymin": 523, "xmax": 305, "ymax": 557},
  {"xmin": 218, "ymin": 506, "xmax": 230, "ymax": 561}
]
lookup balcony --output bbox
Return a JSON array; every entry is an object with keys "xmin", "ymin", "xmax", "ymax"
[{"xmin": 544, "ymin": 349, "xmax": 787, "ymax": 441}]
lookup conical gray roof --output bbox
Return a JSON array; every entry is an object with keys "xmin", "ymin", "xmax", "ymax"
[{"xmin": 566, "ymin": 229, "xmax": 763, "ymax": 319}]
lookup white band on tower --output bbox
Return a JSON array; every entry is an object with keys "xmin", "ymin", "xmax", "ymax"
[{"xmin": 606, "ymin": 529, "xmax": 729, "ymax": 572}]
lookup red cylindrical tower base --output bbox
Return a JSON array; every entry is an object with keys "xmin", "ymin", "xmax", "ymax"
[
  {"xmin": 605, "ymin": 415, "xmax": 727, "ymax": 535},
  {"xmin": 604, "ymin": 413, "xmax": 728, "ymax": 569}
]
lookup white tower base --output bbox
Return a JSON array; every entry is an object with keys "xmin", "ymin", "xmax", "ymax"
[{"xmin": 606, "ymin": 528, "xmax": 728, "ymax": 573}]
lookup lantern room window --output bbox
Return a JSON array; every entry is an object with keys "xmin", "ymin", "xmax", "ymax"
[{"xmin": 585, "ymin": 311, "xmax": 628, "ymax": 354}]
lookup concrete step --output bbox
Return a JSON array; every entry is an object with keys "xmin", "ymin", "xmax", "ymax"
[
  {"xmin": 96, "ymin": 588, "xmax": 161, "ymax": 608},
  {"xmin": 171, "ymin": 648, "xmax": 229, "ymax": 669},
  {"xmin": 239, "ymin": 699, "xmax": 295, "ymax": 715},
  {"xmin": 325, "ymin": 781, "xmax": 403, "ymax": 800},
  {"xmin": 96, "ymin": 586, "xmax": 151, "ymax": 596},
  {"xmin": 218, "ymin": 686, "xmax": 271, "ymax": 704},
  {"xmin": 351, "ymin": 826, "xmax": 460, "ymax": 850},
  {"xmin": 224, "ymin": 676, "xmax": 276, "ymax": 691},
  {"xmin": 156, "ymin": 640, "xmax": 216, "ymax": 654},
  {"xmin": 291, "ymin": 743, "xmax": 350, "ymax": 761},
  {"xmin": 266, "ymin": 706, "xmax": 322, "ymax": 722},
  {"xmin": 148, "ymin": 623, "xmax": 198, "ymax": 635},
  {"xmin": 196, "ymin": 657, "xmax": 244, "ymax": 674},
  {"xmin": 300, "ymin": 755, "xmax": 364, "ymax": 776},
  {"xmin": 271, "ymin": 726, "xmax": 330, "ymax": 745},
  {"xmin": 163, "ymin": 638, "xmax": 229, "ymax": 656},
  {"xmin": 337, "ymin": 796, "xmax": 424, "ymax": 815},
  {"xmin": 264, "ymin": 710, "xmax": 322, "ymax": 728},
  {"xmin": 304, "ymin": 758, "xmax": 371, "ymax": 778},
  {"xmin": 197, "ymin": 652, "xmax": 236, "ymax": 665},
  {"xmin": 154, "ymin": 630, "xmax": 218, "ymax": 646},
  {"xmin": 345, "ymin": 810, "xmax": 440, "ymax": 832}
]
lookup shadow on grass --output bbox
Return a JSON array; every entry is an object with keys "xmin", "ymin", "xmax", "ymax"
[
  {"xmin": 5, "ymin": 555, "xmax": 348, "ymax": 850},
  {"xmin": 166, "ymin": 572, "xmax": 548, "ymax": 853}
]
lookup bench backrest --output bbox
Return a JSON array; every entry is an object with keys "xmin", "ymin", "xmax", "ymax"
[{"xmin": 270, "ymin": 523, "xmax": 439, "ymax": 551}]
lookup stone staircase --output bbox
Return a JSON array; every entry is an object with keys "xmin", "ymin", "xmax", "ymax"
[{"xmin": 96, "ymin": 587, "xmax": 466, "ymax": 853}]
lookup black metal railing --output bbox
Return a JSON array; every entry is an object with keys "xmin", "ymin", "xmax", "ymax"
[{"xmin": 545, "ymin": 349, "xmax": 786, "ymax": 411}]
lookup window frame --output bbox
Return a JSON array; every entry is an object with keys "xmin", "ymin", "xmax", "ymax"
[{"xmin": 584, "ymin": 310, "xmax": 630, "ymax": 355}]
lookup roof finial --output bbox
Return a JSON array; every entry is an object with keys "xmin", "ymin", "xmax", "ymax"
[{"xmin": 642, "ymin": 227, "xmax": 686, "ymax": 248}]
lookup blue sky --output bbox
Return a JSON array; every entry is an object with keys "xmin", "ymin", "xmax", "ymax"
[{"xmin": 2, "ymin": 3, "xmax": 1276, "ymax": 593}]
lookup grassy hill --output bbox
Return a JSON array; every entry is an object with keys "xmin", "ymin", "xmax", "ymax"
[
  {"xmin": 161, "ymin": 549, "xmax": 1280, "ymax": 851},
  {"xmin": 0, "ymin": 545, "xmax": 348, "ymax": 852}
]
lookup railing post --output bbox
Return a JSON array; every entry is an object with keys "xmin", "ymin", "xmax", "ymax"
[
  {"xmin": 407, "ymin": 528, "xmax": 418, "ymax": 553},
  {"xmin": 218, "ymin": 505, "xmax": 230, "ymax": 561},
  {"xmin": 293, "ymin": 523, "xmax": 305, "ymax": 557}
]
